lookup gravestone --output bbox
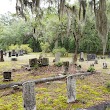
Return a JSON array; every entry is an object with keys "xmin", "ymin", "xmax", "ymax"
[
  {"xmin": 94, "ymin": 59, "xmax": 98, "ymax": 64},
  {"xmin": 87, "ymin": 54, "xmax": 96, "ymax": 61},
  {"xmin": 22, "ymin": 81, "xmax": 36, "ymax": 110},
  {"xmin": 103, "ymin": 62, "xmax": 107, "ymax": 69},
  {"xmin": 11, "ymin": 50, "xmax": 16, "ymax": 56},
  {"xmin": 16, "ymin": 53, "xmax": 18, "ymax": 57},
  {"xmin": 8, "ymin": 51, "xmax": 11, "ymax": 57},
  {"xmin": 0, "ymin": 49, "xmax": 4, "ymax": 62},
  {"xmin": 3, "ymin": 71, "xmax": 12, "ymax": 81},
  {"xmin": 19, "ymin": 50, "xmax": 23, "ymax": 56},
  {"xmin": 55, "ymin": 52, "xmax": 61, "ymax": 62},
  {"xmin": 79, "ymin": 52, "xmax": 84, "ymax": 62},
  {"xmin": 11, "ymin": 58, "xmax": 17, "ymax": 61},
  {"xmin": 67, "ymin": 75, "xmax": 76, "ymax": 103},
  {"xmin": 41, "ymin": 58, "xmax": 49, "ymax": 66},
  {"xmin": 63, "ymin": 61, "xmax": 69, "ymax": 74},
  {"xmin": 29, "ymin": 58, "xmax": 37, "ymax": 67}
]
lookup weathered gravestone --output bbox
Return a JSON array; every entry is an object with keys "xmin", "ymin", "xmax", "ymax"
[
  {"xmin": 79, "ymin": 52, "xmax": 84, "ymax": 62},
  {"xmin": 22, "ymin": 81, "xmax": 36, "ymax": 110},
  {"xmin": 29, "ymin": 58, "xmax": 37, "ymax": 67},
  {"xmin": 3, "ymin": 71, "xmax": 12, "ymax": 81},
  {"xmin": 67, "ymin": 75, "xmax": 76, "ymax": 103},
  {"xmin": 11, "ymin": 50, "xmax": 16, "ymax": 56},
  {"xmin": 8, "ymin": 51, "xmax": 11, "ymax": 57},
  {"xmin": 19, "ymin": 50, "xmax": 24, "ymax": 56},
  {"xmin": 63, "ymin": 61, "xmax": 69, "ymax": 74},
  {"xmin": 103, "ymin": 62, "xmax": 107, "ymax": 69},
  {"xmin": 94, "ymin": 59, "xmax": 98, "ymax": 64},
  {"xmin": 87, "ymin": 54, "xmax": 96, "ymax": 61},
  {"xmin": 55, "ymin": 52, "xmax": 61, "ymax": 62},
  {"xmin": 0, "ymin": 49, "xmax": 4, "ymax": 62},
  {"xmin": 41, "ymin": 58, "xmax": 49, "ymax": 66}
]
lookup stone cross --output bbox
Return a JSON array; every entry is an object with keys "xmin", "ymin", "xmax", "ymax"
[
  {"xmin": 22, "ymin": 81, "xmax": 36, "ymax": 110},
  {"xmin": 67, "ymin": 75, "xmax": 76, "ymax": 103}
]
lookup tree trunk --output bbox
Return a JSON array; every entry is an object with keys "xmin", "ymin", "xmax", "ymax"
[
  {"xmin": 67, "ymin": 75, "xmax": 76, "ymax": 103},
  {"xmin": 73, "ymin": 41, "xmax": 78, "ymax": 64},
  {"xmin": 22, "ymin": 81, "xmax": 36, "ymax": 110}
]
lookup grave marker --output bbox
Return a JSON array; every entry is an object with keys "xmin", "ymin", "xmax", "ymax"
[{"xmin": 0, "ymin": 49, "xmax": 4, "ymax": 62}]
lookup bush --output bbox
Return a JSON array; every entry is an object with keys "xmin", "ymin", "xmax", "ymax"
[
  {"xmin": 40, "ymin": 42, "xmax": 50, "ymax": 53},
  {"xmin": 106, "ymin": 82, "xmax": 110, "ymax": 89},
  {"xmin": 87, "ymin": 66, "xmax": 95, "ymax": 72},
  {"xmin": 52, "ymin": 47, "xmax": 66, "ymax": 56},
  {"xmin": 9, "ymin": 44, "xmax": 19, "ymax": 51},
  {"xmin": 54, "ymin": 61, "xmax": 63, "ymax": 67},
  {"xmin": 20, "ymin": 44, "xmax": 32, "ymax": 53}
]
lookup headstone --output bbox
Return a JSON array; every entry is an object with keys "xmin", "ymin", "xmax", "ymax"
[
  {"xmin": 8, "ymin": 51, "xmax": 11, "ymax": 57},
  {"xmin": 22, "ymin": 81, "xmax": 36, "ymax": 110},
  {"xmin": 11, "ymin": 58, "xmax": 17, "ymax": 61},
  {"xmin": 79, "ymin": 52, "xmax": 84, "ymax": 62},
  {"xmin": 67, "ymin": 75, "xmax": 76, "ymax": 103},
  {"xmin": 19, "ymin": 50, "xmax": 23, "ymax": 56},
  {"xmin": 41, "ymin": 58, "xmax": 49, "ymax": 66},
  {"xmin": 94, "ymin": 59, "xmax": 98, "ymax": 64},
  {"xmin": 16, "ymin": 53, "xmax": 18, "ymax": 57},
  {"xmin": 0, "ymin": 49, "xmax": 4, "ymax": 62},
  {"xmin": 87, "ymin": 54, "xmax": 96, "ymax": 61},
  {"xmin": 29, "ymin": 58, "xmax": 37, "ymax": 67},
  {"xmin": 11, "ymin": 50, "xmax": 16, "ymax": 56},
  {"xmin": 108, "ymin": 52, "xmax": 110, "ymax": 58},
  {"xmin": 103, "ymin": 62, "xmax": 107, "ymax": 69},
  {"xmin": 55, "ymin": 52, "xmax": 61, "ymax": 62},
  {"xmin": 63, "ymin": 61, "xmax": 69, "ymax": 74},
  {"xmin": 3, "ymin": 71, "xmax": 12, "ymax": 81}
]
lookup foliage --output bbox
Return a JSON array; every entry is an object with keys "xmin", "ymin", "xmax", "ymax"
[
  {"xmin": 54, "ymin": 61, "xmax": 63, "ymax": 67},
  {"xmin": 9, "ymin": 44, "xmax": 19, "ymax": 51},
  {"xmin": 40, "ymin": 42, "xmax": 50, "ymax": 53},
  {"xmin": 106, "ymin": 81, "xmax": 110, "ymax": 92},
  {"xmin": 52, "ymin": 47, "xmax": 66, "ymax": 56},
  {"xmin": 87, "ymin": 66, "xmax": 95, "ymax": 72},
  {"xmin": 20, "ymin": 44, "xmax": 32, "ymax": 53},
  {"xmin": 8, "ymin": 44, "xmax": 32, "ymax": 53}
]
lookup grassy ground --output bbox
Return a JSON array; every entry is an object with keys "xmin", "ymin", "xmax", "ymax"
[{"xmin": 0, "ymin": 53, "xmax": 110, "ymax": 110}]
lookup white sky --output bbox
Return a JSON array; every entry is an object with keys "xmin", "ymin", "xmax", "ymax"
[
  {"xmin": 0, "ymin": 0, "xmax": 16, "ymax": 14},
  {"xmin": 0, "ymin": 0, "xmax": 75, "ymax": 14}
]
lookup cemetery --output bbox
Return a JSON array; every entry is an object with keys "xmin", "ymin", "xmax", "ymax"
[{"xmin": 0, "ymin": 0, "xmax": 110, "ymax": 110}]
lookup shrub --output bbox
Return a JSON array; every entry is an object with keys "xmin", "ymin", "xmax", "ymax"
[
  {"xmin": 106, "ymin": 82, "xmax": 110, "ymax": 89},
  {"xmin": 20, "ymin": 44, "xmax": 32, "ymax": 53},
  {"xmin": 52, "ymin": 47, "xmax": 66, "ymax": 56},
  {"xmin": 54, "ymin": 61, "xmax": 63, "ymax": 67},
  {"xmin": 40, "ymin": 42, "xmax": 50, "ymax": 53},
  {"xmin": 9, "ymin": 44, "xmax": 19, "ymax": 51},
  {"xmin": 87, "ymin": 66, "xmax": 95, "ymax": 72}
]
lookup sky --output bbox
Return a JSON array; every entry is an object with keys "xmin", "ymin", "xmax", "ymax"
[
  {"xmin": 0, "ymin": 0, "xmax": 75, "ymax": 14},
  {"xmin": 0, "ymin": 0, "xmax": 16, "ymax": 14}
]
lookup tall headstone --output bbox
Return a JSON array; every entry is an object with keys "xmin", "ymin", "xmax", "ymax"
[
  {"xmin": 55, "ymin": 52, "xmax": 61, "ymax": 62},
  {"xmin": 22, "ymin": 81, "xmax": 36, "ymax": 110},
  {"xmin": 0, "ymin": 49, "xmax": 4, "ymax": 62},
  {"xmin": 8, "ymin": 51, "xmax": 11, "ymax": 57},
  {"xmin": 11, "ymin": 50, "xmax": 16, "ymax": 56},
  {"xmin": 79, "ymin": 52, "xmax": 84, "ymax": 62},
  {"xmin": 63, "ymin": 61, "xmax": 69, "ymax": 74},
  {"xmin": 67, "ymin": 75, "xmax": 76, "ymax": 103}
]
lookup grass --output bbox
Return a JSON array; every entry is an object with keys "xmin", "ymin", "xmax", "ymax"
[{"xmin": 0, "ymin": 53, "xmax": 110, "ymax": 110}]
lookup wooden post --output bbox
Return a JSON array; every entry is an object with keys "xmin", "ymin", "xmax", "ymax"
[
  {"xmin": 22, "ymin": 81, "xmax": 36, "ymax": 110},
  {"xmin": 67, "ymin": 75, "xmax": 76, "ymax": 103}
]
